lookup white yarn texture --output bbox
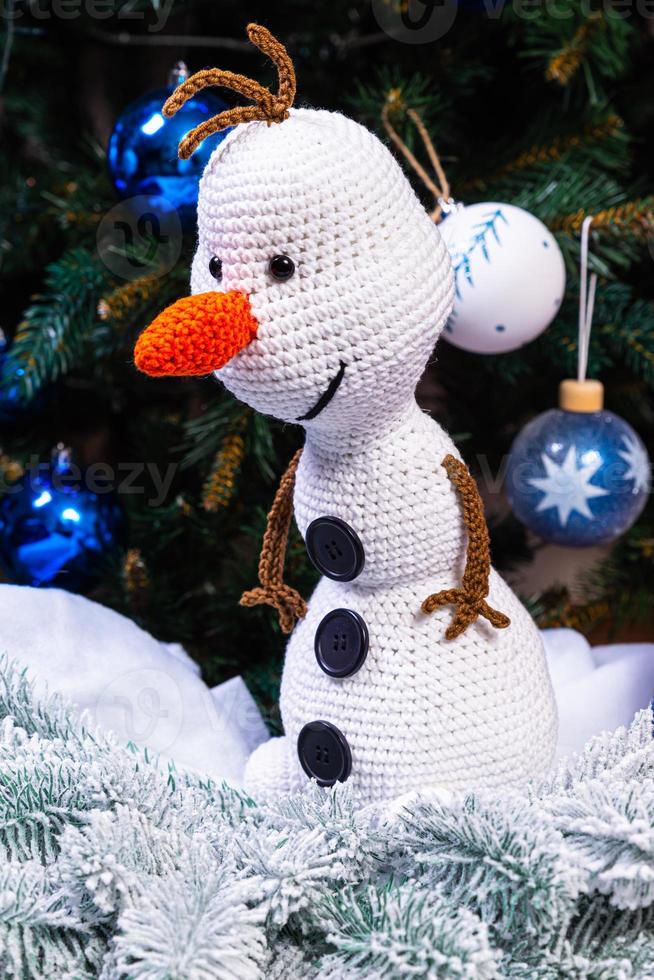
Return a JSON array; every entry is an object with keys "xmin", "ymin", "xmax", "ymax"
[{"xmin": 190, "ymin": 108, "xmax": 558, "ymax": 804}]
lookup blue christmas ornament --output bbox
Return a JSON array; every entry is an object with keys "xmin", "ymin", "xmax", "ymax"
[
  {"xmin": 0, "ymin": 447, "xmax": 126, "ymax": 592},
  {"xmin": 506, "ymin": 380, "xmax": 650, "ymax": 547},
  {"xmin": 507, "ymin": 216, "xmax": 651, "ymax": 547},
  {"xmin": 107, "ymin": 62, "xmax": 231, "ymax": 230}
]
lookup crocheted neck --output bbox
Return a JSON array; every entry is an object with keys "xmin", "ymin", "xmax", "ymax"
[{"xmin": 303, "ymin": 396, "xmax": 421, "ymax": 458}]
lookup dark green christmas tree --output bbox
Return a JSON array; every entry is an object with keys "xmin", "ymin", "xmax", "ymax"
[{"xmin": 1, "ymin": 1, "xmax": 653, "ymax": 713}]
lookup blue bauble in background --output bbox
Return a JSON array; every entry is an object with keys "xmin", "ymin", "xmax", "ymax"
[
  {"xmin": 107, "ymin": 70, "xmax": 230, "ymax": 230},
  {"xmin": 0, "ymin": 449, "xmax": 126, "ymax": 592},
  {"xmin": 506, "ymin": 387, "xmax": 650, "ymax": 547}
]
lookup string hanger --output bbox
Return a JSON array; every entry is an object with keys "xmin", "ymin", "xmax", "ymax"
[
  {"xmin": 577, "ymin": 215, "xmax": 597, "ymax": 384},
  {"xmin": 381, "ymin": 90, "xmax": 455, "ymax": 223},
  {"xmin": 559, "ymin": 214, "xmax": 604, "ymax": 413}
]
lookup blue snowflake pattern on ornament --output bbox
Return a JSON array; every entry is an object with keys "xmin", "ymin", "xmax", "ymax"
[
  {"xmin": 450, "ymin": 208, "xmax": 508, "ymax": 299},
  {"xmin": 618, "ymin": 434, "xmax": 651, "ymax": 494},
  {"xmin": 529, "ymin": 445, "xmax": 608, "ymax": 525},
  {"xmin": 506, "ymin": 408, "xmax": 651, "ymax": 547}
]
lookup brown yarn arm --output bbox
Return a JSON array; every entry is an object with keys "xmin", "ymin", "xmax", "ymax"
[
  {"xmin": 240, "ymin": 448, "xmax": 307, "ymax": 635},
  {"xmin": 422, "ymin": 454, "xmax": 511, "ymax": 641}
]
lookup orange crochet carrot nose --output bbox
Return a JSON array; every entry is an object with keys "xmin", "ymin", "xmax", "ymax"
[{"xmin": 134, "ymin": 291, "xmax": 259, "ymax": 377}]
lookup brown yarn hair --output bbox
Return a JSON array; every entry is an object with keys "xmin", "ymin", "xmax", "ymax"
[
  {"xmin": 240, "ymin": 448, "xmax": 307, "ymax": 635},
  {"xmin": 162, "ymin": 23, "xmax": 297, "ymax": 160},
  {"xmin": 422, "ymin": 455, "xmax": 511, "ymax": 640}
]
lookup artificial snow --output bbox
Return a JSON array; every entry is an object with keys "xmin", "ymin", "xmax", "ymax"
[{"xmin": 0, "ymin": 584, "xmax": 268, "ymax": 787}]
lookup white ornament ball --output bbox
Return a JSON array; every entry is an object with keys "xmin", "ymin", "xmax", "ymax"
[{"xmin": 439, "ymin": 202, "xmax": 566, "ymax": 354}]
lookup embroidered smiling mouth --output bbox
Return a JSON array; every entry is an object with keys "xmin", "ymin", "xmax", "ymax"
[{"xmin": 296, "ymin": 361, "xmax": 346, "ymax": 421}]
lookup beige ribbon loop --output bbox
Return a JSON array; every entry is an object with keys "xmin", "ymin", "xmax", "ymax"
[{"xmin": 382, "ymin": 96, "xmax": 452, "ymax": 222}]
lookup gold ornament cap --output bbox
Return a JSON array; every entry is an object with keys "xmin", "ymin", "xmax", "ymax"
[{"xmin": 559, "ymin": 378, "xmax": 604, "ymax": 413}]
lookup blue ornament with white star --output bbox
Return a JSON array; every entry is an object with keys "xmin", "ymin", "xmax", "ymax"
[
  {"xmin": 439, "ymin": 201, "xmax": 566, "ymax": 354},
  {"xmin": 506, "ymin": 380, "xmax": 650, "ymax": 547}
]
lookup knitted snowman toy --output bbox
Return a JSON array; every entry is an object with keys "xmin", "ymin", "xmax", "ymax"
[{"xmin": 135, "ymin": 25, "xmax": 557, "ymax": 804}]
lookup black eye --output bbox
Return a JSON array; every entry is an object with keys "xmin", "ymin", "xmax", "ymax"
[
  {"xmin": 209, "ymin": 256, "xmax": 222, "ymax": 281},
  {"xmin": 268, "ymin": 254, "xmax": 295, "ymax": 282}
]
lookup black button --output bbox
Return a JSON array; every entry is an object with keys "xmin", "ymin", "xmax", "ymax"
[
  {"xmin": 297, "ymin": 720, "xmax": 352, "ymax": 786},
  {"xmin": 305, "ymin": 516, "xmax": 365, "ymax": 582},
  {"xmin": 315, "ymin": 608, "xmax": 369, "ymax": 678}
]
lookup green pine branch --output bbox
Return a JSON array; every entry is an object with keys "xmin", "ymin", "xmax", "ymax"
[
  {"xmin": 1, "ymin": 247, "xmax": 110, "ymax": 401},
  {"xmin": 464, "ymin": 112, "xmax": 631, "ymax": 194},
  {"xmin": 513, "ymin": 4, "xmax": 635, "ymax": 105},
  {"xmin": 599, "ymin": 297, "xmax": 654, "ymax": 387}
]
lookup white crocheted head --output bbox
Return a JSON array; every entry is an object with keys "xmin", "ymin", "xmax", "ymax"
[
  {"xmin": 192, "ymin": 109, "xmax": 453, "ymax": 442},
  {"xmin": 134, "ymin": 24, "xmax": 454, "ymax": 447}
]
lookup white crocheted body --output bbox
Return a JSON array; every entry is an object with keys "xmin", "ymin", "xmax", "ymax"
[
  {"xmin": 276, "ymin": 401, "xmax": 558, "ymax": 802},
  {"xmin": 280, "ymin": 576, "xmax": 555, "ymax": 800},
  {"xmin": 189, "ymin": 106, "xmax": 558, "ymax": 802}
]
